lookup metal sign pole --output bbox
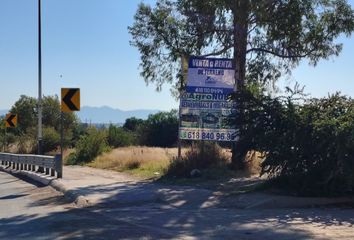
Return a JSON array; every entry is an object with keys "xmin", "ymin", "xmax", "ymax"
[
  {"xmin": 177, "ymin": 111, "xmax": 182, "ymax": 160},
  {"xmin": 3, "ymin": 127, "xmax": 6, "ymax": 153},
  {"xmin": 60, "ymin": 111, "xmax": 64, "ymax": 171},
  {"xmin": 177, "ymin": 56, "xmax": 185, "ymax": 161}
]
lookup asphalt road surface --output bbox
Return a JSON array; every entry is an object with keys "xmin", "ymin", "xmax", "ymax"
[
  {"xmin": 0, "ymin": 171, "xmax": 170, "ymax": 239},
  {"xmin": 1, "ymin": 170, "xmax": 354, "ymax": 240}
]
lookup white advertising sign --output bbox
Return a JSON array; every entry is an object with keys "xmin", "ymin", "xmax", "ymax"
[{"xmin": 186, "ymin": 56, "xmax": 235, "ymax": 94}]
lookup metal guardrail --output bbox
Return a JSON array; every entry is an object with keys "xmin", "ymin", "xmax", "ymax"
[{"xmin": 0, "ymin": 153, "xmax": 62, "ymax": 178}]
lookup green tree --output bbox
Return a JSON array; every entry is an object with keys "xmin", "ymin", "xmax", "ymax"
[
  {"xmin": 9, "ymin": 95, "xmax": 78, "ymax": 134},
  {"xmin": 107, "ymin": 124, "xmax": 136, "ymax": 147},
  {"xmin": 42, "ymin": 95, "xmax": 79, "ymax": 148},
  {"xmin": 71, "ymin": 123, "xmax": 88, "ymax": 147},
  {"xmin": 8, "ymin": 95, "xmax": 79, "ymax": 152},
  {"xmin": 123, "ymin": 117, "xmax": 144, "ymax": 132},
  {"xmin": 68, "ymin": 127, "xmax": 110, "ymax": 164},
  {"xmin": 138, "ymin": 110, "xmax": 178, "ymax": 147},
  {"xmin": 129, "ymin": 0, "xmax": 354, "ymax": 167},
  {"xmin": 10, "ymin": 95, "xmax": 37, "ymax": 133},
  {"xmin": 130, "ymin": 0, "xmax": 354, "ymax": 90},
  {"xmin": 42, "ymin": 95, "xmax": 78, "ymax": 131},
  {"xmin": 42, "ymin": 127, "xmax": 61, "ymax": 153},
  {"xmin": 236, "ymin": 89, "xmax": 354, "ymax": 196}
]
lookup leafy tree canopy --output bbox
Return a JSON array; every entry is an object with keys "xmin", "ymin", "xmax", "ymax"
[
  {"xmin": 10, "ymin": 95, "xmax": 37, "ymax": 133},
  {"xmin": 129, "ymin": 0, "xmax": 354, "ymax": 93},
  {"xmin": 42, "ymin": 95, "xmax": 78, "ymax": 131},
  {"xmin": 10, "ymin": 95, "xmax": 78, "ymax": 134},
  {"xmin": 123, "ymin": 117, "xmax": 144, "ymax": 132},
  {"xmin": 138, "ymin": 110, "xmax": 179, "ymax": 147}
]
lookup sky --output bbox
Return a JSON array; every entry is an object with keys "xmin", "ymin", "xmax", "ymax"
[{"xmin": 0, "ymin": 0, "xmax": 354, "ymax": 111}]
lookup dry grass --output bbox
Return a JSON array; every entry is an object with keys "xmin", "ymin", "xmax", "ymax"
[
  {"xmin": 83, "ymin": 146, "xmax": 262, "ymax": 180},
  {"xmin": 62, "ymin": 148, "xmax": 75, "ymax": 164},
  {"xmin": 87, "ymin": 146, "xmax": 186, "ymax": 178},
  {"xmin": 245, "ymin": 150, "xmax": 263, "ymax": 175}
]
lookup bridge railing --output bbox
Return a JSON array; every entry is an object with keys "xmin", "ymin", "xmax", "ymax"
[{"xmin": 0, "ymin": 153, "xmax": 62, "ymax": 178}]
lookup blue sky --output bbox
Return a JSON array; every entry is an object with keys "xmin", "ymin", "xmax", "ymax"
[{"xmin": 1, "ymin": 0, "xmax": 354, "ymax": 111}]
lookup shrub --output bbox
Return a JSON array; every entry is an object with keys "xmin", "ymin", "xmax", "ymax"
[
  {"xmin": 123, "ymin": 117, "xmax": 144, "ymax": 132},
  {"xmin": 69, "ymin": 127, "xmax": 110, "ymax": 164},
  {"xmin": 17, "ymin": 134, "xmax": 36, "ymax": 154},
  {"xmin": 166, "ymin": 142, "xmax": 228, "ymax": 177},
  {"xmin": 234, "ymin": 89, "xmax": 354, "ymax": 196},
  {"xmin": 107, "ymin": 124, "xmax": 136, "ymax": 147},
  {"xmin": 138, "ymin": 110, "xmax": 178, "ymax": 147},
  {"xmin": 43, "ymin": 127, "xmax": 60, "ymax": 153},
  {"xmin": 87, "ymin": 146, "xmax": 175, "ymax": 178},
  {"xmin": 1, "ymin": 132, "xmax": 16, "ymax": 153}
]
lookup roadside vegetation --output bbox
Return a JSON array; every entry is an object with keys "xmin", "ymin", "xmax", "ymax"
[
  {"xmin": 2, "ymin": 89, "xmax": 354, "ymax": 197},
  {"xmin": 0, "ymin": 95, "xmax": 78, "ymax": 154},
  {"xmin": 2, "ymin": 1, "xmax": 354, "ymax": 198},
  {"xmin": 233, "ymin": 87, "xmax": 354, "ymax": 196},
  {"xmin": 87, "ymin": 147, "xmax": 179, "ymax": 179}
]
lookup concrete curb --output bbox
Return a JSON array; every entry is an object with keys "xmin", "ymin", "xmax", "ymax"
[
  {"xmin": 0, "ymin": 166, "xmax": 91, "ymax": 208},
  {"xmin": 49, "ymin": 180, "xmax": 91, "ymax": 207}
]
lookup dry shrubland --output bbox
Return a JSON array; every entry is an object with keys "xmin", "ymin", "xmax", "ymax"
[
  {"xmin": 87, "ymin": 146, "xmax": 186, "ymax": 178},
  {"xmin": 83, "ymin": 145, "xmax": 262, "ymax": 179}
]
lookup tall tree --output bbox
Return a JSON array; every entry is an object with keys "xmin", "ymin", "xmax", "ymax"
[
  {"xmin": 123, "ymin": 117, "xmax": 144, "ymax": 132},
  {"xmin": 10, "ymin": 95, "xmax": 78, "ymax": 134},
  {"xmin": 9, "ymin": 95, "xmax": 79, "ymax": 153},
  {"xmin": 42, "ymin": 95, "xmax": 78, "ymax": 131},
  {"xmin": 129, "ymin": 0, "xmax": 354, "ymax": 167},
  {"xmin": 138, "ymin": 110, "xmax": 179, "ymax": 147},
  {"xmin": 130, "ymin": 0, "xmax": 354, "ymax": 91},
  {"xmin": 10, "ymin": 95, "xmax": 37, "ymax": 133}
]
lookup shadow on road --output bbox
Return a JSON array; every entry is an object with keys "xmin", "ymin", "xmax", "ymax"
[
  {"xmin": 1, "ymin": 202, "xmax": 354, "ymax": 239},
  {"xmin": 1, "ymin": 171, "xmax": 354, "ymax": 239}
]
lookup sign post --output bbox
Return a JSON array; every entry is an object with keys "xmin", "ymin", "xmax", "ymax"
[
  {"xmin": 61, "ymin": 88, "xmax": 80, "ymax": 112},
  {"xmin": 5, "ymin": 113, "xmax": 17, "ymax": 128},
  {"xmin": 178, "ymin": 56, "xmax": 189, "ymax": 161},
  {"xmin": 4, "ymin": 113, "xmax": 17, "ymax": 153},
  {"xmin": 60, "ymin": 88, "xmax": 80, "ymax": 177}
]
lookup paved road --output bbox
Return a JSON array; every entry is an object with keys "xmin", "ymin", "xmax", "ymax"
[
  {"xmin": 0, "ymin": 171, "xmax": 170, "ymax": 240},
  {"xmin": 1, "ymin": 170, "xmax": 354, "ymax": 240}
]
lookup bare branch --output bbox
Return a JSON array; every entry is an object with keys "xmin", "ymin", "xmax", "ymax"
[
  {"xmin": 246, "ymin": 47, "xmax": 316, "ymax": 59},
  {"xmin": 201, "ymin": 45, "xmax": 233, "ymax": 57}
]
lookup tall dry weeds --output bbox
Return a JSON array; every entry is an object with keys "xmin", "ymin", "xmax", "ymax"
[{"xmin": 87, "ymin": 146, "xmax": 183, "ymax": 177}]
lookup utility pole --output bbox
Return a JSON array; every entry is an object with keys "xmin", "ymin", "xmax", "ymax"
[{"xmin": 38, "ymin": 0, "xmax": 43, "ymax": 155}]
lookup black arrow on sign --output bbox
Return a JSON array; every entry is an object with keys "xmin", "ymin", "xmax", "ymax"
[
  {"xmin": 6, "ymin": 114, "xmax": 16, "ymax": 127},
  {"xmin": 63, "ymin": 89, "xmax": 79, "ymax": 111}
]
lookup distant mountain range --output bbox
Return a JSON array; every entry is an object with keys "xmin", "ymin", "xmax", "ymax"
[
  {"xmin": 0, "ymin": 107, "xmax": 161, "ymax": 124},
  {"xmin": 76, "ymin": 106, "xmax": 160, "ymax": 124}
]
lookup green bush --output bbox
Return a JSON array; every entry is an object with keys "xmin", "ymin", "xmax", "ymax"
[
  {"xmin": 43, "ymin": 127, "xmax": 60, "ymax": 153},
  {"xmin": 107, "ymin": 124, "xmax": 136, "ymax": 147},
  {"xmin": 138, "ymin": 110, "xmax": 178, "ymax": 147},
  {"xmin": 69, "ymin": 127, "xmax": 110, "ymax": 164},
  {"xmin": 234, "ymin": 90, "xmax": 354, "ymax": 196},
  {"xmin": 0, "ymin": 132, "xmax": 16, "ymax": 153},
  {"xmin": 123, "ymin": 117, "xmax": 144, "ymax": 132}
]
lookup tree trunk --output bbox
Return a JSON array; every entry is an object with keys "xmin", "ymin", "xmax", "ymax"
[{"xmin": 231, "ymin": 0, "xmax": 249, "ymax": 170}]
